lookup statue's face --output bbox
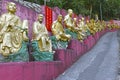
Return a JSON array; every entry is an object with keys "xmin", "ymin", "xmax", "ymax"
[
  {"xmin": 79, "ymin": 19, "xmax": 81, "ymax": 22},
  {"xmin": 74, "ymin": 18, "xmax": 77, "ymax": 22},
  {"xmin": 86, "ymin": 20, "xmax": 89, "ymax": 23},
  {"xmin": 58, "ymin": 16, "xmax": 62, "ymax": 22},
  {"xmin": 7, "ymin": 2, "xmax": 16, "ymax": 13},
  {"xmin": 81, "ymin": 18, "xmax": 84, "ymax": 21},
  {"xmin": 38, "ymin": 15, "xmax": 43, "ymax": 23},
  {"xmin": 68, "ymin": 9, "xmax": 73, "ymax": 16}
]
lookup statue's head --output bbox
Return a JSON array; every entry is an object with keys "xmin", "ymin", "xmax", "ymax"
[
  {"xmin": 38, "ymin": 14, "xmax": 43, "ymax": 23},
  {"xmin": 86, "ymin": 20, "xmax": 89, "ymax": 23},
  {"xmin": 73, "ymin": 18, "xmax": 77, "ymax": 22},
  {"xmin": 57, "ymin": 14, "xmax": 62, "ymax": 22},
  {"xmin": 95, "ymin": 14, "xmax": 98, "ymax": 17},
  {"xmin": 90, "ymin": 19, "xmax": 95, "ymax": 23},
  {"xmin": 81, "ymin": 17, "xmax": 85, "ymax": 21},
  {"xmin": 78, "ymin": 19, "xmax": 81, "ymax": 22},
  {"xmin": 68, "ymin": 9, "xmax": 73, "ymax": 16},
  {"xmin": 7, "ymin": 2, "xmax": 16, "ymax": 13}
]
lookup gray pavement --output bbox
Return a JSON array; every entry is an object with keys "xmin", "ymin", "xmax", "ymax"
[{"xmin": 56, "ymin": 32, "xmax": 119, "ymax": 80}]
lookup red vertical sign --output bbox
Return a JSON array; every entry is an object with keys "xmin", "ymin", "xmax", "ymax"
[{"xmin": 45, "ymin": 6, "xmax": 52, "ymax": 31}]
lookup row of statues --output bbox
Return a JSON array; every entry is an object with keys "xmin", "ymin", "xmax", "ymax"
[{"xmin": 0, "ymin": 2, "xmax": 119, "ymax": 62}]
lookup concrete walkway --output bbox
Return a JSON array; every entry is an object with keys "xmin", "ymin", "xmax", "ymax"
[{"xmin": 56, "ymin": 32, "xmax": 119, "ymax": 80}]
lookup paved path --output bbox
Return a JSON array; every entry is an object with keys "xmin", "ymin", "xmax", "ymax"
[{"xmin": 56, "ymin": 32, "xmax": 119, "ymax": 80}]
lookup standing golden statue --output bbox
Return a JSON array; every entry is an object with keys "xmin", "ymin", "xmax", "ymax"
[
  {"xmin": 33, "ymin": 14, "xmax": 52, "ymax": 52},
  {"xmin": 0, "ymin": 2, "xmax": 28, "ymax": 57},
  {"xmin": 52, "ymin": 14, "xmax": 71, "ymax": 41}
]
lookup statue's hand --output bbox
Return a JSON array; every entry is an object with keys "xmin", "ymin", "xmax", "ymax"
[
  {"xmin": 59, "ymin": 32, "xmax": 63, "ymax": 35},
  {"xmin": 9, "ymin": 22, "xmax": 14, "ymax": 27},
  {"xmin": 36, "ymin": 34, "xmax": 42, "ymax": 40}
]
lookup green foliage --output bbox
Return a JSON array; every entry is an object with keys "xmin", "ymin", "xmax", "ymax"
[{"xmin": 26, "ymin": 0, "xmax": 120, "ymax": 20}]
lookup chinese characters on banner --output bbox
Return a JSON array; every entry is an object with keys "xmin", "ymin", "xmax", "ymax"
[{"xmin": 45, "ymin": 6, "xmax": 52, "ymax": 31}]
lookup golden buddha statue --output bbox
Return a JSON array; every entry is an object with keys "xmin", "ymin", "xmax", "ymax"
[
  {"xmin": 88, "ymin": 19, "xmax": 96, "ymax": 35},
  {"xmin": 107, "ymin": 23, "xmax": 112, "ymax": 30},
  {"xmin": 77, "ymin": 31, "xmax": 86, "ymax": 42},
  {"xmin": 73, "ymin": 18, "xmax": 77, "ymax": 27},
  {"xmin": 115, "ymin": 23, "xmax": 120, "ymax": 29},
  {"xmin": 76, "ymin": 18, "xmax": 87, "ymax": 42},
  {"xmin": 95, "ymin": 20, "xmax": 101, "ymax": 32},
  {"xmin": 33, "ymin": 14, "xmax": 52, "ymax": 52},
  {"xmin": 52, "ymin": 15, "xmax": 71, "ymax": 41},
  {"xmin": 101, "ymin": 20, "xmax": 106, "ymax": 30},
  {"xmin": 94, "ymin": 22, "xmax": 99, "ymax": 32},
  {"xmin": 64, "ymin": 9, "xmax": 75, "ymax": 32},
  {"xmin": 78, "ymin": 17, "xmax": 85, "ymax": 28},
  {"xmin": 0, "ymin": 2, "xmax": 28, "ymax": 57}
]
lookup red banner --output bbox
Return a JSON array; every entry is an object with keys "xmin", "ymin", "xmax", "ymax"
[{"xmin": 45, "ymin": 6, "xmax": 52, "ymax": 31}]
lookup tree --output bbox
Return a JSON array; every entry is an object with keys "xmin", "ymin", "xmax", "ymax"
[{"xmin": 26, "ymin": 0, "xmax": 120, "ymax": 20}]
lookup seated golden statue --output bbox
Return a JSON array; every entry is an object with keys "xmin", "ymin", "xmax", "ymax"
[
  {"xmin": 114, "ymin": 23, "xmax": 120, "ymax": 29},
  {"xmin": 52, "ymin": 15, "xmax": 71, "ymax": 41},
  {"xmin": 33, "ymin": 14, "xmax": 52, "ymax": 52},
  {"xmin": 101, "ymin": 20, "xmax": 106, "ymax": 30},
  {"xmin": 95, "ymin": 20, "xmax": 101, "ymax": 32},
  {"xmin": 76, "ymin": 18, "xmax": 88, "ymax": 32},
  {"xmin": 76, "ymin": 18, "xmax": 87, "ymax": 42},
  {"xmin": 73, "ymin": 18, "xmax": 77, "ymax": 27},
  {"xmin": 94, "ymin": 22, "xmax": 99, "ymax": 32},
  {"xmin": 64, "ymin": 9, "xmax": 75, "ymax": 32},
  {"xmin": 88, "ymin": 19, "xmax": 96, "ymax": 35},
  {"xmin": 78, "ymin": 17, "xmax": 85, "ymax": 28},
  {"xmin": 107, "ymin": 23, "xmax": 112, "ymax": 30},
  {"xmin": 77, "ymin": 31, "xmax": 86, "ymax": 42},
  {"xmin": 0, "ymin": 2, "xmax": 28, "ymax": 57}
]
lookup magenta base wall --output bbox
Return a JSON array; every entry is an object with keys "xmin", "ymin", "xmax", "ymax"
[{"xmin": 0, "ymin": 61, "xmax": 63, "ymax": 80}]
